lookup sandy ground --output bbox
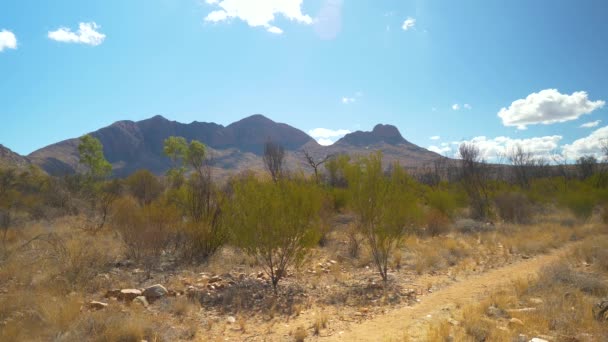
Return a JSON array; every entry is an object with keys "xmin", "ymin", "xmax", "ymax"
[{"xmin": 317, "ymin": 244, "xmax": 573, "ymax": 341}]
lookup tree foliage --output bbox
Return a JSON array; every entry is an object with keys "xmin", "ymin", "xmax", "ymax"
[
  {"xmin": 226, "ymin": 177, "xmax": 321, "ymax": 293},
  {"xmin": 346, "ymin": 152, "xmax": 421, "ymax": 283},
  {"xmin": 78, "ymin": 135, "xmax": 111, "ymax": 180},
  {"xmin": 126, "ymin": 169, "xmax": 163, "ymax": 206}
]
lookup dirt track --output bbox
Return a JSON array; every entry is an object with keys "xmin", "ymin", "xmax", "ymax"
[{"xmin": 322, "ymin": 243, "xmax": 574, "ymax": 341}]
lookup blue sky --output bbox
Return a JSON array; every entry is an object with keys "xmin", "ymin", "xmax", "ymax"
[{"xmin": 1, "ymin": 0, "xmax": 607, "ymax": 161}]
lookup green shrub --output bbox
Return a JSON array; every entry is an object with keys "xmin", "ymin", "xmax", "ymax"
[
  {"xmin": 427, "ymin": 189, "xmax": 458, "ymax": 218},
  {"xmin": 559, "ymin": 191, "xmax": 596, "ymax": 221}
]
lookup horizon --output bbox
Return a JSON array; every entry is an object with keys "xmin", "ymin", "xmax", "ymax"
[{"xmin": 1, "ymin": 0, "xmax": 608, "ymax": 161}]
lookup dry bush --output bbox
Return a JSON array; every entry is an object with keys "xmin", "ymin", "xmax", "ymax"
[
  {"xmin": 425, "ymin": 209, "xmax": 451, "ymax": 237},
  {"xmin": 346, "ymin": 224, "xmax": 363, "ymax": 259},
  {"xmin": 498, "ymin": 222, "xmax": 600, "ymax": 257},
  {"xmin": 166, "ymin": 296, "xmax": 199, "ymax": 318},
  {"xmin": 454, "ymin": 218, "xmax": 494, "ymax": 234},
  {"xmin": 539, "ymin": 263, "xmax": 608, "ymax": 297},
  {"xmin": 176, "ymin": 218, "xmax": 226, "ymax": 263},
  {"xmin": 66, "ymin": 307, "xmax": 166, "ymax": 342},
  {"xmin": 313, "ymin": 310, "xmax": 329, "ymax": 335},
  {"xmin": 112, "ymin": 197, "xmax": 179, "ymax": 274},
  {"xmin": 426, "ymin": 320, "xmax": 452, "ymax": 342},
  {"xmin": 0, "ymin": 292, "xmax": 83, "ymax": 341},
  {"xmin": 572, "ymin": 235, "xmax": 608, "ymax": 272},
  {"xmin": 293, "ymin": 326, "xmax": 307, "ymax": 342},
  {"xmin": 409, "ymin": 236, "xmax": 471, "ymax": 274},
  {"xmin": 494, "ymin": 192, "xmax": 533, "ymax": 224}
]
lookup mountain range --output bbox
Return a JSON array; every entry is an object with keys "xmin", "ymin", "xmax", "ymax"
[{"xmin": 5, "ymin": 115, "xmax": 442, "ymax": 178}]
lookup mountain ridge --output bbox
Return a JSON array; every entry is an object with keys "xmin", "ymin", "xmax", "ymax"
[{"xmin": 24, "ymin": 114, "xmax": 442, "ymax": 177}]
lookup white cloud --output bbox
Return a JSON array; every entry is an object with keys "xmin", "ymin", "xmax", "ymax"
[
  {"xmin": 341, "ymin": 91, "xmax": 362, "ymax": 104},
  {"xmin": 48, "ymin": 22, "xmax": 106, "ymax": 46},
  {"xmin": 0, "ymin": 30, "xmax": 17, "ymax": 52},
  {"xmin": 317, "ymin": 138, "xmax": 335, "ymax": 146},
  {"xmin": 204, "ymin": 0, "xmax": 313, "ymax": 34},
  {"xmin": 402, "ymin": 17, "xmax": 416, "ymax": 31},
  {"xmin": 308, "ymin": 128, "xmax": 351, "ymax": 138},
  {"xmin": 443, "ymin": 135, "xmax": 563, "ymax": 160},
  {"xmin": 498, "ymin": 89, "xmax": 605, "ymax": 130},
  {"xmin": 452, "ymin": 103, "xmax": 471, "ymax": 111},
  {"xmin": 430, "ymin": 136, "xmax": 440, "ymax": 140},
  {"xmin": 562, "ymin": 126, "xmax": 608, "ymax": 159},
  {"xmin": 267, "ymin": 25, "xmax": 283, "ymax": 34},
  {"xmin": 580, "ymin": 120, "xmax": 601, "ymax": 128},
  {"xmin": 308, "ymin": 127, "xmax": 351, "ymax": 146},
  {"xmin": 428, "ymin": 145, "xmax": 451, "ymax": 155}
]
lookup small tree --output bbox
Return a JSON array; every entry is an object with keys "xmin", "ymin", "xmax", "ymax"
[
  {"xmin": 78, "ymin": 135, "xmax": 112, "ymax": 180},
  {"xmin": 227, "ymin": 177, "xmax": 321, "ymax": 294},
  {"xmin": 263, "ymin": 140, "xmax": 285, "ymax": 182},
  {"xmin": 302, "ymin": 150, "xmax": 331, "ymax": 184},
  {"xmin": 507, "ymin": 145, "xmax": 534, "ymax": 188},
  {"xmin": 77, "ymin": 135, "xmax": 116, "ymax": 232},
  {"xmin": 127, "ymin": 169, "xmax": 163, "ymax": 206},
  {"xmin": 347, "ymin": 152, "xmax": 421, "ymax": 283},
  {"xmin": 163, "ymin": 136, "xmax": 226, "ymax": 261},
  {"xmin": 324, "ymin": 154, "xmax": 351, "ymax": 187},
  {"xmin": 576, "ymin": 155, "xmax": 597, "ymax": 180},
  {"xmin": 458, "ymin": 143, "xmax": 492, "ymax": 220}
]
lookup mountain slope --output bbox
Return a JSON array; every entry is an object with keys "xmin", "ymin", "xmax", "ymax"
[
  {"xmin": 28, "ymin": 115, "xmax": 319, "ymax": 177},
  {"xmin": 0, "ymin": 144, "xmax": 30, "ymax": 169},
  {"xmin": 302, "ymin": 124, "xmax": 442, "ymax": 169}
]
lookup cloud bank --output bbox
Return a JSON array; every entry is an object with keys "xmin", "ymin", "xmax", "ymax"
[
  {"xmin": 48, "ymin": 22, "xmax": 106, "ymax": 46},
  {"xmin": 498, "ymin": 89, "xmax": 605, "ymax": 130},
  {"xmin": 205, "ymin": 0, "xmax": 313, "ymax": 34}
]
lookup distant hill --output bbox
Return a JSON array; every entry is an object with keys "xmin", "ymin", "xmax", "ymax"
[
  {"xmin": 26, "ymin": 115, "xmax": 443, "ymax": 178},
  {"xmin": 0, "ymin": 144, "xmax": 30, "ymax": 169},
  {"xmin": 302, "ymin": 124, "xmax": 441, "ymax": 170}
]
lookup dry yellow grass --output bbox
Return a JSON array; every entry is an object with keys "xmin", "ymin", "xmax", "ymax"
[{"xmin": 428, "ymin": 234, "xmax": 608, "ymax": 342}]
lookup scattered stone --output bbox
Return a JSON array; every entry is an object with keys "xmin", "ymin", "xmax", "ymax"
[
  {"xmin": 528, "ymin": 298, "xmax": 543, "ymax": 305},
  {"xmin": 529, "ymin": 338, "xmax": 548, "ymax": 342},
  {"xmin": 447, "ymin": 318, "xmax": 460, "ymax": 326},
  {"xmin": 508, "ymin": 318, "xmax": 524, "ymax": 328},
  {"xmin": 592, "ymin": 298, "xmax": 608, "ymax": 321},
  {"xmin": 209, "ymin": 276, "xmax": 222, "ymax": 284},
  {"xmin": 486, "ymin": 305, "xmax": 510, "ymax": 318},
  {"xmin": 329, "ymin": 260, "xmax": 337, "ymax": 264},
  {"xmin": 507, "ymin": 307, "xmax": 537, "ymax": 313},
  {"xmin": 132, "ymin": 296, "xmax": 149, "ymax": 307},
  {"xmin": 105, "ymin": 289, "xmax": 122, "ymax": 299},
  {"xmin": 496, "ymin": 326, "xmax": 510, "ymax": 332},
  {"xmin": 118, "ymin": 289, "xmax": 142, "ymax": 302},
  {"xmin": 226, "ymin": 316, "xmax": 236, "ymax": 324},
  {"xmin": 88, "ymin": 301, "xmax": 108, "ymax": 310},
  {"xmin": 142, "ymin": 284, "xmax": 168, "ymax": 302}
]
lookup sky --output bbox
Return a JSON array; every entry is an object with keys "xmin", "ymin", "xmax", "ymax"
[{"xmin": 1, "ymin": 0, "xmax": 608, "ymax": 162}]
